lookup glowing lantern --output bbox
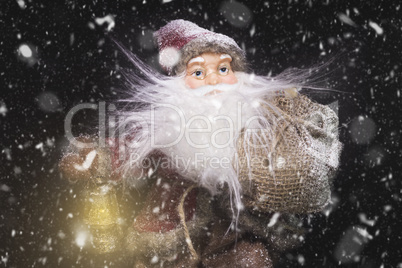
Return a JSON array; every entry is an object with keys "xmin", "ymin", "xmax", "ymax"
[{"xmin": 83, "ymin": 178, "xmax": 122, "ymax": 254}]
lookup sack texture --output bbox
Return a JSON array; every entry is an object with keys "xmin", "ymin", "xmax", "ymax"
[{"xmin": 237, "ymin": 94, "xmax": 341, "ymax": 213}]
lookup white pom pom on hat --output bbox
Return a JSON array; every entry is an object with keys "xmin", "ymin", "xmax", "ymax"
[{"xmin": 154, "ymin": 19, "xmax": 247, "ymax": 75}]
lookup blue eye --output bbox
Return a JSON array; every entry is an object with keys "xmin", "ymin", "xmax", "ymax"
[
  {"xmin": 219, "ymin": 66, "xmax": 229, "ymax": 75},
  {"xmin": 192, "ymin": 70, "xmax": 204, "ymax": 78}
]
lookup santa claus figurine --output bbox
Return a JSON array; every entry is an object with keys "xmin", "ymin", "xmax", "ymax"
[{"xmin": 59, "ymin": 19, "xmax": 341, "ymax": 267}]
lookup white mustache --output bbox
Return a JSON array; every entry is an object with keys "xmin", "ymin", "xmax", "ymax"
[{"xmin": 188, "ymin": 82, "xmax": 240, "ymax": 97}]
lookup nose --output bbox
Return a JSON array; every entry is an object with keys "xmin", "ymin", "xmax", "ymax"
[{"xmin": 205, "ymin": 72, "xmax": 220, "ymax": 85}]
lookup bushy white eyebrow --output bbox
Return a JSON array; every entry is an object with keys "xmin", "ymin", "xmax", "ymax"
[
  {"xmin": 188, "ymin": 56, "xmax": 205, "ymax": 65},
  {"xmin": 220, "ymin": 54, "xmax": 232, "ymax": 60}
]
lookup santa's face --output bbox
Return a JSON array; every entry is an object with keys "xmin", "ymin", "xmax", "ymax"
[{"xmin": 184, "ymin": 52, "xmax": 238, "ymax": 95}]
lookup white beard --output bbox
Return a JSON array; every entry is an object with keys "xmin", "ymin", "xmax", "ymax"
[{"xmin": 116, "ymin": 53, "xmax": 313, "ymax": 215}]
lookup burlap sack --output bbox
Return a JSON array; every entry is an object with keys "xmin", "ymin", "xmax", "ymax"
[{"xmin": 237, "ymin": 94, "xmax": 341, "ymax": 213}]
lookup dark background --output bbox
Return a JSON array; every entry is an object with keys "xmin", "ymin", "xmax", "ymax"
[{"xmin": 1, "ymin": 0, "xmax": 401, "ymax": 267}]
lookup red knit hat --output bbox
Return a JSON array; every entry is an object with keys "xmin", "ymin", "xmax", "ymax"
[{"xmin": 154, "ymin": 19, "xmax": 246, "ymax": 75}]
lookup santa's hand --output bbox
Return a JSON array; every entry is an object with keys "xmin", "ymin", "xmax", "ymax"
[{"xmin": 58, "ymin": 135, "xmax": 116, "ymax": 182}]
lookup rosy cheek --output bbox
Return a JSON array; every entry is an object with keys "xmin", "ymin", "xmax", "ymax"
[
  {"xmin": 185, "ymin": 77, "xmax": 204, "ymax": 89},
  {"xmin": 222, "ymin": 74, "xmax": 238, "ymax": 84}
]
